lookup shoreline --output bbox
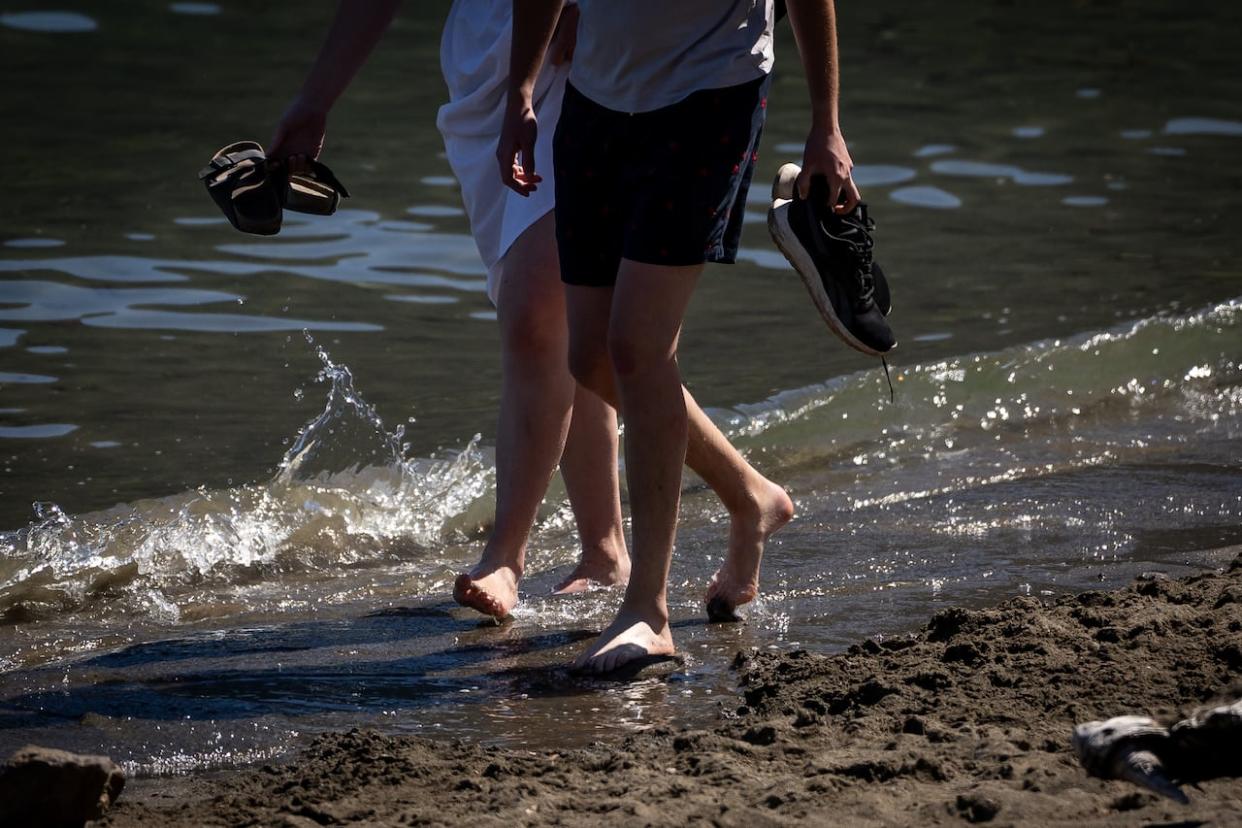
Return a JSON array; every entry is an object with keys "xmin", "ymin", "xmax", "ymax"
[{"xmin": 97, "ymin": 548, "xmax": 1242, "ymax": 826}]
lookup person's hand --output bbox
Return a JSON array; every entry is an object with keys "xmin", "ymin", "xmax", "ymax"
[
  {"xmin": 269, "ymin": 98, "xmax": 328, "ymax": 174},
  {"xmin": 497, "ymin": 96, "xmax": 541, "ymax": 196},
  {"xmin": 547, "ymin": 3, "xmax": 579, "ymax": 66},
  {"xmin": 797, "ymin": 123, "xmax": 860, "ymax": 214}
]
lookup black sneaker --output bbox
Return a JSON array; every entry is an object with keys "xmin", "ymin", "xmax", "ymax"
[{"xmin": 768, "ymin": 163, "xmax": 896, "ymax": 355}]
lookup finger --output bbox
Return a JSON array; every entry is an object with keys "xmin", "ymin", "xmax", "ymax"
[
  {"xmin": 511, "ymin": 160, "xmax": 541, "ymax": 196},
  {"xmin": 836, "ymin": 179, "xmax": 862, "ymax": 214},
  {"xmin": 498, "ymin": 145, "xmax": 518, "ymax": 192},
  {"xmin": 828, "ymin": 179, "xmax": 843, "ymax": 211},
  {"xmin": 520, "ymin": 132, "xmax": 537, "ymax": 180}
]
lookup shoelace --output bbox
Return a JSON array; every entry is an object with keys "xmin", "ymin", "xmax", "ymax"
[{"xmin": 824, "ymin": 213, "xmax": 877, "ymax": 310}]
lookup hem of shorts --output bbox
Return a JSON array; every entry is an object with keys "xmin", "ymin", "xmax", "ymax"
[
  {"xmin": 559, "ymin": 274, "xmax": 618, "ymax": 288},
  {"xmin": 557, "ymin": 250, "xmax": 740, "ymax": 284}
]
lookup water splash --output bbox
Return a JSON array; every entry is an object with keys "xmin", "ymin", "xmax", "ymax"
[
  {"xmin": 0, "ymin": 339, "xmax": 495, "ymax": 626},
  {"xmin": 276, "ymin": 335, "xmax": 405, "ymax": 483},
  {"xmin": 2, "ymin": 300, "xmax": 1238, "ymax": 636}
]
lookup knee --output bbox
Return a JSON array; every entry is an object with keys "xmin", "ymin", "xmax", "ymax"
[
  {"xmin": 501, "ymin": 302, "xmax": 564, "ymax": 364},
  {"xmin": 568, "ymin": 342, "xmax": 609, "ymax": 393},
  {"xmin": 607, "ymin": 331, "xmax": 668, "ymax": 381}
]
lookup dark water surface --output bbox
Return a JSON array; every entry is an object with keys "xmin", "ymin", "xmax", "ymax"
[{"xmin": 1, "ymin": 0, "xmax": 1241, "ymax": 775}]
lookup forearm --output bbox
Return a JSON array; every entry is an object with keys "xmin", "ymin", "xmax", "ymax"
[
  {"xmin": 509, "ymin": 0, "xmax": 564, "ymax": 103},
  {"xmin": 785, "ymin": 0, "xmax": 841, "ymax": 132},
  {"xmin": 295, "ymin": 0, "xmax": 402, "ymax": 113}
]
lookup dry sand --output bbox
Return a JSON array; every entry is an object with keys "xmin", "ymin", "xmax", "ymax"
[{"xmin": 98, "ymin": 553, "xmax": 1242, "ymax": 827}]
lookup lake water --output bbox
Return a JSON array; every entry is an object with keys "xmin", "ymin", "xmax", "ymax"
[{"xmin": 1, "ymin": 0, "xmax": 1240, "ymax": 777}]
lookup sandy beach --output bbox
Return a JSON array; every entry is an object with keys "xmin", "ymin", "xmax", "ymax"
[{"xmin": 97, "ymin": 549, "xmax": 1241, "ymax": 827}]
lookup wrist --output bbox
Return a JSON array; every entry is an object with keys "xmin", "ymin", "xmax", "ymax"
[
  {"xmin": 292, "ymin": 87, "xmax": 334, "ymax": 118},
  {"xmin": 809, "ymin": 108, "xmax": 840, "ymax": 133},
  {"xmin": 506, "ymin": 81, "xmax": 536, "ymax": 106}
]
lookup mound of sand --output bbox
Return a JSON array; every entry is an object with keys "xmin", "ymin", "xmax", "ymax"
[{"xmin": 100, "ymin": 554, "xmax": 1242, "ymax": 827}]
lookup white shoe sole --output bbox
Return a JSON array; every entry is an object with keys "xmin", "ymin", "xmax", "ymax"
[{"xmin": 767, "ymin": 163, "xmax": 886, "ymax": 357}]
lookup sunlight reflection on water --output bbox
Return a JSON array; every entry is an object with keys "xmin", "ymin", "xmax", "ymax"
[{"xmin": 0, "ymin": 11, "xmax": 96, "ymax": 32}]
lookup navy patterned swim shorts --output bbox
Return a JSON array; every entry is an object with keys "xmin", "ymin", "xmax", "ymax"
[{"xmin": 552, "ymin": 73, "xmax": 771, "ymax": 287}]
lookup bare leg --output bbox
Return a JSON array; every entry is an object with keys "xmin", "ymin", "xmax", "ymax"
[
  {"xmin": 553, "ymin": 383, "xmax": 630, "ymax": 593},
  {"xmin": 454, "ymin": 213, "xmax": 630, "ymax": 616},
  {"xmin": 567, "ymin": 261, "xmax": 708, "ymax": 673},
  {"xmin": 566, "ymin": 296, "xmax": 794, "ymax": 623}
]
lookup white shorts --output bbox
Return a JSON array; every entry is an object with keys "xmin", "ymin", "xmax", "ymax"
[{"xmin": 436, "ymin": 0, "xmax": 568, "ymax": 306}]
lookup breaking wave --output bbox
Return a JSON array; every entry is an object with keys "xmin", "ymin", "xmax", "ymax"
[{"xmin": 1, "ymin": 299, "xmax": 1238, "ymax": 627}]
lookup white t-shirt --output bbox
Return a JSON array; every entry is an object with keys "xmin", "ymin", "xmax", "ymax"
[{"xmin": 570, "ymin": 0, "xmax": 775, "ymax": 114}]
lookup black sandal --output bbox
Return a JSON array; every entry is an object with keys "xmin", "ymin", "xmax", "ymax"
[
  {"xmin": 286, "ymin": 161, "xmax": 350, "ymax": 216},
  {"xmin": 199, "ymin": 141, "xmax": 350, "ymax": 235}
]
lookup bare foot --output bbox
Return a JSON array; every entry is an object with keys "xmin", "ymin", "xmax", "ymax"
[
  {"xmin": 552, "ymin": 549, "xmax": 631, "ymax": 594},
  {"xmin": 453, "ymin": 564, "xmax": 520, "ymax": 619},
  {"xmin": 571, "ymin": 607, "xmax": 674, "ymax": 675},
  {"xmin": 705, "ymin": 478, "xmax": 795, "ymax": 622}
]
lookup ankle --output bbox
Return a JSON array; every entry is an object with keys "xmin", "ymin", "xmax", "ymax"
[
  {"xmin": 477, "ymin": 541, "xmax": 525, "ymax": 578},
  {"xmin": 731, "ymin": 475, "xmax": 792, "ymax": 523},
  {"xmin": 618, "ymin": 593, "xmax": 669, "ymax": 627},
  {"xmin": 579, "ymin": 534, "xmax": 627, "ymax": 567}
]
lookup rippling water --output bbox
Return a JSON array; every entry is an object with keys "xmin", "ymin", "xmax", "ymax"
[{"xmin": 1, "ymin": 0, "xmax": 1240, "ymax": 776}]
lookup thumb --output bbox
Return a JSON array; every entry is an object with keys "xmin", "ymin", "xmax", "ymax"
[{"xmin": 795, "ymin": 167, "xmax": 811, "ymax": 200}]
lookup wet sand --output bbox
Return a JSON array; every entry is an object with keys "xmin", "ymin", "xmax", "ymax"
[{"xmin": 99, "ymin": 549, "xmax": 1241, "ymax": 827}]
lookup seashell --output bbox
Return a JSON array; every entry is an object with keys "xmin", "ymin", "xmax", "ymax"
[{"xmin": 1071, "ymin": 716, "xmax": 1188, "ymax": 804}]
